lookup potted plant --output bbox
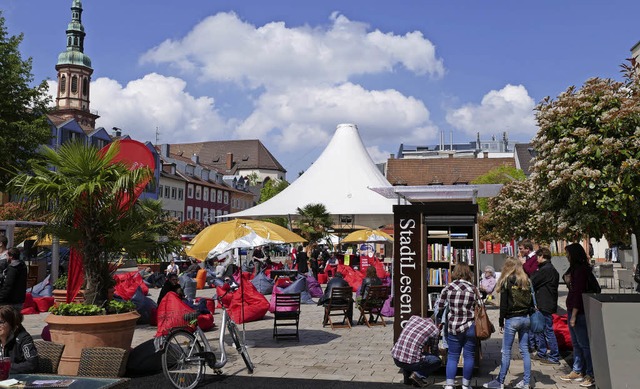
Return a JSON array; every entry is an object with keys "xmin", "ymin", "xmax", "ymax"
[
  {"xmin": 8, "ymin": 140, "xmax": 180, "ymax": 374},
  {"xmin": 51, "ymin": 275, "xmax": 85, "ymax": 304}
]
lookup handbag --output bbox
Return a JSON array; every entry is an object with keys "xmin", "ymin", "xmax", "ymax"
[
  {"xmin": 529, "ymin": 284, "xmax": 545, "ymax": 333},
  {"xmin": 474, "ymin": 289, "xmax": 495, "ymax": 340}
]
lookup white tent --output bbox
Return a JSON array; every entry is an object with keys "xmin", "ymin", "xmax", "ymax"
[{"xmin": 226, "ymin": 124, "xmax": 395, "ymax": 228}]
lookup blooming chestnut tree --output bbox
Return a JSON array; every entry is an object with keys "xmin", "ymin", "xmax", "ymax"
[{"xmin": 531, "ymin": 64, "xmax": 640, "ymax": 247}]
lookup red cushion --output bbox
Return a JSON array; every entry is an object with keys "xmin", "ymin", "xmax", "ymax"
[
  {"xmin": 23, "ymin": 293, "xmax": 35, "ymax": 310},
  {"xmin": 21, "ymin": 307, "xmax": 38, "ymax": 315},
  {"xmin": 317, "ymin": 273, "xmax": 328, "ymax": 284},
  {"xmin": 197, "ymin": 313, "xmax": 215, "ymax": 331},
  {"xmin": 33, "ymin": 297, "xmax": 55, "ymax": 313},
  {"xmin": 338, "ymin": 264, "xmax": 364, "ymax": 292}
]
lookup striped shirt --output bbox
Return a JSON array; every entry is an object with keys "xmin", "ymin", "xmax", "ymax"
[
  {"xmin": 391, "ymin": 315, "xmax": 440, "ymax": 364},
  {"xmin": 436, "ymin": 279, "xmax": 477, "ymax": 335}
]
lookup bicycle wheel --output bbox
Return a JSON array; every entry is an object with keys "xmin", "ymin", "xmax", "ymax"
[
  {"xmin": 227, "ymin": 321, "xmax": 254, "ymax": 373},
  {"xmin": 162, "ymin": 330, "xmax": 206, "ymax": 389}
]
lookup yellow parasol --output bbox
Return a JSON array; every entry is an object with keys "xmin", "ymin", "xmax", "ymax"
[
  {"xmin": 186, "ymin": 219, "xmax": 306, "ymax": 260},
  {"xmin": 341, "ymin": 228, "xmax": 393, "ymax": 243}
]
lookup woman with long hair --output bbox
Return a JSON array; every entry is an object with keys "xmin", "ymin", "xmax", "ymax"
[
  {"xmin": 559, "ymin": 243, "xmax": 595, "ymax": 387},
  {"xmin": 483, "ymin": 257, "xmax": 533, "ymax": 389},
  {"xmin": 435, "ymin": 263, "xmax": 477, "ymax": 389}
]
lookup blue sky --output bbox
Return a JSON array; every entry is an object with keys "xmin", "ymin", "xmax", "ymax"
[{"xmin": 2, "ymin": 0, "xmax": 638, "ymax": 178}]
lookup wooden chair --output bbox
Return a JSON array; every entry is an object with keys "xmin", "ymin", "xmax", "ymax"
[
  {"xmin": 77, "ymin": 347, "xmax": 129, "ymax": 378},
  {"xmin": 323, "ymin": 286, "xmax": 353, "ymax": 329},
  {"xmin": 357, "ymin": 285, "xmax": 390, "ymax": 327},
  {"xmin": 33, "ymin": 340, "xmax": 65, "ymax": 374},
  {"xmin": 273, "ymin": 293, "xmax": 301, "ymax": 341}
]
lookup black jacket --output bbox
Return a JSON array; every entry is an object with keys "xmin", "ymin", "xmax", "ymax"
[
  {"xmin": 4, "ymin": 326, "xmax": 38, "ymax": 373},
  {"xmin": 530, "ymin": 260, "xmax": 560, "ymax": 314},
  {"xmin": 358, "ymin": 276, "xmax": 382, "ymax": 298},
  {"xmin": 317, "ymin": 276, "xmax": 350, "ymax": 305},
  {"xmin": 498, "ymin": 275, "xmax": 534, "ymax": 327},
  {"xmin": 296, "ymin": 252, "xmax": 309, "ymax": 274},
  {"xmin": 0, "ymin": 260, "xmax": 27, "ymax": 305}
]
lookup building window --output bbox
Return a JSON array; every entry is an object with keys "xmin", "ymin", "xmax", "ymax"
[
  {"xmin": 71, "ymin": 75, "xmax": 78, "ymax": 94},
  {"xmin": 187, "ymin": 206, "xmax": 193, "ymax": 219},
  {"xmin": 60, "ymin": 75, "xmax": 66, "ymax": 93},
  {"xmin": 164, "ymin": 186, "xmax": 170, "ymax": 198},
  {"xmin": 177, "ymin": 211, "xmax": 183, "ymax": 221},
  {"xmin": 217, "ymin": 190, "xmax": 222, "ymax": 203},
  {"xmin": 217, "ymin": 209, "xmax": 222, "ymax": 217},
  {"xmin": 82, "ymin": 77, "xmax": 89, "ymax": 97},
  {"xmin": 210, "ymin": 209, "xmax": 215, "ymax": 219},
  {"xmin": 195, "ymin": 207, "xmax": 201, "ymax": 221},
  {"xmin": 159, "ymin": 185, "xmax": 163, "ymax": 198},
  {"xmin": 203, "ymin": 188, "xmax": 209, "ymax": 202},
  {"xmin": 223, "ymin": 192, "xmax": 229, "ymax": 204},
  {"xmin": 178, "ymin": 188, "xmax": 184, "ymax": 200},
  {"xmin": 171, "ymin": 187, "xmax": 177, "ymax": 199},
  {"xmin": 195, "ymin": 186, "xmax": 201, "ymax": 200},
  {"xmin": 187, "ymin": 184, "xmax": 194, "ymax": 199},
  {"xmin": 202, "ymin": 208, "xmax": 209, "ymax": 224}
]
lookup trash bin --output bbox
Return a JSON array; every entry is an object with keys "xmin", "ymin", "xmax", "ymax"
[{"xmin": 583, "ymin": 293, "xmax": 640, "ymax": 389}]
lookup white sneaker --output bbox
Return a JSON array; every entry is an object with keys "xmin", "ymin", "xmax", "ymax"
[
  {"xmin": 483, "ymin": 378, "xmax": 504, "ymax": 389},
  {"xmin": 514, "ymin": 380, "xmax": 531, "ymax": 389}
]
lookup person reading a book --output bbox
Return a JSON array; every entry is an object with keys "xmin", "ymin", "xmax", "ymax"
[{"xmin": 0, "ymin": 306, "xmax": 38, "ymax": 373}]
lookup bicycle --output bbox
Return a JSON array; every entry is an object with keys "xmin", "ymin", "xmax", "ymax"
[{"xmin": 161, "ymin": 282, "xmax": 255, "ymax": 389}]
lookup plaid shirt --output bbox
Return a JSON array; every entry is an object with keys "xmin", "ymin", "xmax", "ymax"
[
  {"xmin": 391, "ymin": 315, "xmax": 440, "ymax": 364},
  {"xmin": 436, "ymin": 279, "xmax": 477, "ymax": 335}
]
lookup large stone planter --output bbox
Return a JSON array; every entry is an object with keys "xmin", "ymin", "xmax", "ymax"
[
  {"xmin": 583, "ymin": 293, "xmax": 640, "ymax": 389},
  {"xmin": 45, "ymin": 310, "xmax": 140, "ymax": 375}
]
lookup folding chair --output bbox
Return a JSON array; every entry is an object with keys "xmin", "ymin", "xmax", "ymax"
[
  {"xmin": 323, "ymin": 286, "xmax": 353, "ymax": 329},
  {"xmin": 33, "ymin": 340, "xmax": 65, "ymax": 374},
  {"xmin": 77, "ymin": 347, "xmax": 129, "ymax": 377},
  {"xmin": 273, "ymin": 292, "xmax": 301, "ymax": 341},
  {"xmin": 617, "ymin": 269, "xmax": 635, "ymax": 293},
  {"xmin": 356, "ymin": 285, "xmax": 390, "ymax": 327}
]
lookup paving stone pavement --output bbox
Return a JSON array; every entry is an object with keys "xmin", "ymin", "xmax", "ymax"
[{"xmin": 22, "ymin": 272, "xmax": 592, "ymax": 388}]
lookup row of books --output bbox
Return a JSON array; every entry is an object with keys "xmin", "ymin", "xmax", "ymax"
[
  {"xmin": 427, "ymin": 230, "xmax": 470, "ymax": 239},
  {"xmin": 426, "ymin": 243, "xmax": 475, "ymax": 264},
  {"xmin": 427, "ymin": 268, "xmax": 450, "ymax": 285}
]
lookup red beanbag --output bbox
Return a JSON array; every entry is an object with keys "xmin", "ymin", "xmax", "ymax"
[
  {"xmin": 553, "ymin": 314, "xmax": 572, "ymax": 351},
  {"xmin": 23, "ymin": 293, "xmax": 35, "ymax": 310},
  {"xmin": 317, "ymin": 273, "xmax": 328, "ymax": 284},
  {"xmin": 21, "ymin": 307, "xmax": 38, "ymax": 315},
  {"xmin": 226, "ymin": 281, "xmax": 269, "ymax": 324},
  {"xmin": 33, "ymin": 297, "xmax": 55, "ymax": 313},
  {"xmin": 155, "ymin": 292, "xmax": 196, "ymax": 337},
  {"xmin": 338, "ymin": 264, "xmax": 364, "ymax": 292},
  {"xmin": 197, "ymin": 313, "xmax": 215, "ymax": 331},
  {"xmin": 114, "ymin": 271, "xmax": 149, "ymax": 300}
]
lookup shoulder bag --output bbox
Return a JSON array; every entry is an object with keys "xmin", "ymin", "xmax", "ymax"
[
  {"xmin": 529, "ymin": 284, "xmax": 545, "ymax": 333},
  {"xmin": 474, "ymin": 289, "xmax": 495, "ymax": 340}
]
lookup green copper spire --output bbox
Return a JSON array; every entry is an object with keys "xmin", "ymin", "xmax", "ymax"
[{"xmin": 57, "ymin": 0, "xmax": 92, "ymax": 68}]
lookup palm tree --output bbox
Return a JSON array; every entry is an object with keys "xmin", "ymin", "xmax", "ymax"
[
  {"xmin": 296, "ymin": 203, "xmax": 333, "ymax": 245},
  {"xmin": 8, "ymin": 141, "xmax": 178, "ymax": 306}
]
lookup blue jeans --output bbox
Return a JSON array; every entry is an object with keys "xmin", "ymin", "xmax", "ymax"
[
  {"xmin": 394, "ymin": 354, "xmax": 442, "ymax": 381},
  {"xmin": 498, "ymin": 316, "xmax": 531, "ymax": 386},
  {"xmin": 446, "ymin": 324, "xmax": 476, "ymax": 385},
  {"xmin": 535, "ymin": 312, "xmax": 560, "ymax": 362},
  {"xmin": 567, "ymin": 311, "xmax": 593, "ymax": 377}
]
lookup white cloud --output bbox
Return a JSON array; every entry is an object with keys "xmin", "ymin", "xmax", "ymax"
[
  {"xmin": 445, "ymin": 84, "xmax": 537, "ymax": 139},
  {"xmin": 140, "ymin": 12, "xmax": 445, "ymax": 89},
  {"xmin": 235, "ymin": 82, "xmax": 438, "ymax": 150},
  {"xmin": 366, "ymin": 145, "xmax": 394, "ymax": 164},
  {"xmin": 51, "ymin": 73, "xmax": 228, "ymax": 143}
]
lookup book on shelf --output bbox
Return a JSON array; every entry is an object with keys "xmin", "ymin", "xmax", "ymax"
[
  {"xmin": 427, "ymin": 243, "xmax": 452, "ymax": 262},
  {"xmin": 427, "ymin": 230, "xmax": 448, "ymax": 236},
  {"xmin": 450, "ymin": 232, "xmax": 469, "ymax": 238},
  {"xmin": 428, "ymin": 268, "xmax": 450, "ymax": 285}
]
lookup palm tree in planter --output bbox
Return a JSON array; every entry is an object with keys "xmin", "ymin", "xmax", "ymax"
[
  {"xmin": 296, "ymin": 203, "xmax": 333, "ymax": 249},
  {"xmin": 8, "ymin": 141, "xmax": 178, "ymax": 374}
]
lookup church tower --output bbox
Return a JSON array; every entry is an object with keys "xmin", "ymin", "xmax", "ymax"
[{"xmin": 54, "ymin": 0, "xmax": 99, "ymax": 128}]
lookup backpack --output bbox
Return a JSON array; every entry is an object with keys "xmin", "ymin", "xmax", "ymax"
[{"xmin": 586, "ymin": 267, "xmax": 601, "ymax": 294}]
